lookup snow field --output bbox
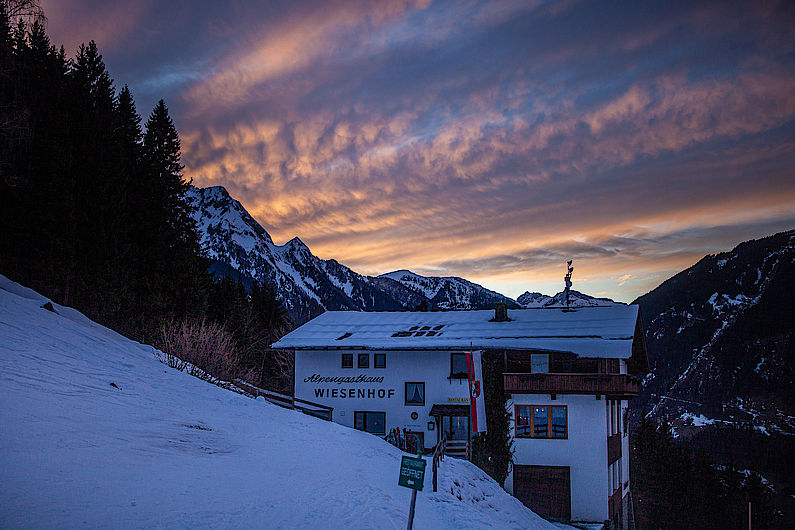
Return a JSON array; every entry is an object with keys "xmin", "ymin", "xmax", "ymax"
[{"xmin": 0, "ymin": 275, "xmax": 552, "ymax": 529}]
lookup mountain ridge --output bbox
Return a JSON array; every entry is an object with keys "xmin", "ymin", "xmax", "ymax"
[{"xmin": 185, "ymin": 185, "xmax": 619, "ymax": 322}]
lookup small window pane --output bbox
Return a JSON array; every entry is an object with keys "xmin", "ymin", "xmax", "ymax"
[
  {"xmin": 374, "ymin": 353, "xmax": 386, "ymax": 368},
  {"xmin": 367, "ymin": 412, "xmax": 385, "ymax": 435},
  {"xmin": 531, "ymin": 354, "xmax": 549, "ymax": 373},
  {"xmin": 552, "ymin": 407, "xmax": 567, "ymax": 437},
  {"xmin": 358, "ymin": 353, "xmax": 369, "ymax": 368},
  {"xmin": 354, "ymin": 411, "xmax": 386, "ymax": 435},
  {"xmin": 449, "ymin": 416, "xmax": 468, "ymax": 441},
  {"xmin": 533, "ymin": 406, "xmax": 548, "ymax": 436},
  {"xmin": 341, "ymin": 354, "xmax": 353, "ymax": 368},
  {"xmin": 516, "ymin": 406, "xmax": 532, "ymax": 437},
  {"xmin": 451, "ymin": 353, "xmax": 467, "ymax": 379},
  {"xmin": 405, "ymin": 382, "xmax": 425, "ymax": 406}
]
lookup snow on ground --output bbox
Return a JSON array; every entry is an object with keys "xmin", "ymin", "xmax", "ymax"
[{"xmin": 0, "ymin": 275, "xmax": 552, "ymax": 529}]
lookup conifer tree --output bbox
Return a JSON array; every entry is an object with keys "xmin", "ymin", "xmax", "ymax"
[
  {"xmin": 72, "ymin": 40, "xmax": 114, "ymax": 112},
  {"xmin": 115, "ymin": 85, "xmax": 141, "ymax": 164},
  {"xmin": 140, "ymin": 99, "xmax": 208, "ymax": 329}
]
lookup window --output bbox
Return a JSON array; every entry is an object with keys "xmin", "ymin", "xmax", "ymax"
[
  {"xmin": 358, "ymin": 353, "xmax": 369, "ymax": 369},
  {"xmin": 515, "ymin": 405, "xmax": 567, "ymax": 438},
  {"xmin": 374, "ymin": 353, "xmax": 386, "ymax": 369},
  {"xmin": 612, "ymin": 400, "xmax": 618, "ymax": 435},
  {"xmin": 354, "ymin": 411, "xmax": 385, "ymax": 435},
  {"xmin": 341, "ymin": 353, "xmax": 353, "ymax": 368},
  {"xmin": 533, "ymin": 406, "xmax": 548, "ymax": 436},
  {"xmin": 623, "ymin": 407, "xmax": 629, "ymax": 436},
  {"xmin": 405, "ymin": 382, "xmax": 425, "ymax": 406},
  {"xmin": 551, "ymin": 407, "xmax": 567, "ymax": 437},
  {"xmin": 531, "ymin": 354, "xmax": 549, "ymax": 373},
  {"xmin": 450, "ymin": 352, "xmax": 468, "ymax": 379}
]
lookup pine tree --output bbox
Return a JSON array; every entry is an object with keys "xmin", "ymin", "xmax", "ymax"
[
  {"xmin": 140, "ymin": 99, "xmax": 208, "ymax": 332},
  {"xmin": 470, "ymin": 350, "xmax": 514, "ymax": 485},
  {"xmin": 115, "ymin": 85, "xmax": 141, "ymax": 165},
  {"xmin": 71, "ymin": 40, "xmax": 114, "ymax": 112}
]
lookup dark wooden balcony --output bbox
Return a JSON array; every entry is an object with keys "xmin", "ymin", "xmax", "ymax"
[{"xmin": 503, "ymin": 373, "xmax": 640, "ymax": 398}]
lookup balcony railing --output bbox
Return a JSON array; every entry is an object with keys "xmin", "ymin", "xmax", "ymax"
[{"xmin": 503, "ymin": 373, "xmax": 640, "ymax": 398}]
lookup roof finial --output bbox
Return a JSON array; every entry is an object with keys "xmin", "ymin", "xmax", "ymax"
[{"xmin": 564, "ymin": 260, "xmax": 574, "ymax": 310}]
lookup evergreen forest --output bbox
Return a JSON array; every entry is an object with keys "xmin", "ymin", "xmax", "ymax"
[{"xmin": 0, "ymin": 2, "xmax": 292, "ymax": 390}]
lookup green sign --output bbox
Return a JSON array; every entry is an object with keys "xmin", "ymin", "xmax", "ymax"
[{"xmin": 398, "ymin": 456, "xmax": 426, "ymax": 491}]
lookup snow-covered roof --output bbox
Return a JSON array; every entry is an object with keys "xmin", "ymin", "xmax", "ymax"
[{"xmin": 273, "ymin": 305, "xmax": 641, "ymax": 358}]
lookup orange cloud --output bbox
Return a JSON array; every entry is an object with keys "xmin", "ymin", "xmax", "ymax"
[{"xmin": 40, "ymin": 0, "xmax": 153, "ymax": 56}]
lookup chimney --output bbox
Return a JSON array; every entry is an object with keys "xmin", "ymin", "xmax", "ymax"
[{"xmin": 493, "ymin": 302, "xmax": 510, "ymax": 322}]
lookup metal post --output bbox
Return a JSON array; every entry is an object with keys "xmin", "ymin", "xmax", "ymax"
[
  {"xmin": 407, "ymin": 489, "xmax": 417, "ymax": 530},
  {"xmin": 748, "ymin": 501, "xmax": 751, "ymax": 530}
]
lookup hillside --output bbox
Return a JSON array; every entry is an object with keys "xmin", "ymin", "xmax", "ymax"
[
  {"xmin": 186, "ymin": 186, "xmax": 404, "ymax": 323},
  {"xmin": 516, "ymin": 289, "xmax": 621, "ymax": 308},
  {"xmin": 186, "ymin": 186, "xmax": 523, "ymax": 321},
  {"xmin": 0, "ymin": 274, "xmax": 552, "ymax": 528},
  {"xmin": 631, "ymin": 229, "xmax": 795, "ymax": 517},
  {"xmin": 378, "ymin": 270, "xmax": 521, "ymax": 310}
]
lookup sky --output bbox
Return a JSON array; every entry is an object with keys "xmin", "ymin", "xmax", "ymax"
[{"xmin": 40, "ymin": 0, "xmax": 795, "ymax": 302}]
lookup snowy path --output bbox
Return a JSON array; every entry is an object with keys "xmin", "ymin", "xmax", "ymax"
[{"xmin": 0, "ymin": 275, "xmax": 551, "ymax": 529}]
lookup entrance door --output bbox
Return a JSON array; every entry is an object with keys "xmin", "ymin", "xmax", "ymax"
[
  {"xmin": 440, "ymin": 415, "xmax": 469, "ymax": 442},
  {"xmin": 513, "ymin": 465, "xmax": 571, "ymax": 521}
]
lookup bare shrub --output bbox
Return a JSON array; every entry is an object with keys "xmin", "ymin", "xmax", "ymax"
[
  {"xmin": 263, "ymin": 348, "xmax": 295, "ymax": 394},
  {"xmin": 154, "ymin": 319, "xmax": 241, "ymax": 382}
]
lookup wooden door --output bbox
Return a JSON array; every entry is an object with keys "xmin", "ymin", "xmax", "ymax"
[{"xmin": 513, "ymin": 465, "xmax": 571, "ymax": 521}]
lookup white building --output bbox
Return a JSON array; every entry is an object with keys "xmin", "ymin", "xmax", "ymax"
[{"xmin": 273, "ymin": 304, "xmax": 648, "ymax": 526}]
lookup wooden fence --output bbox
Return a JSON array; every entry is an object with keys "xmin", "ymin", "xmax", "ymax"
[{"xmin": 232, "ymin": 379, "xmax": 333, "ymax": 421}]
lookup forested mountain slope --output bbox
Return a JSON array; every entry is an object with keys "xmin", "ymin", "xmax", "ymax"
[{"xmin": 632, "ymin": 229, "xmax": 795, "ymax": 515}]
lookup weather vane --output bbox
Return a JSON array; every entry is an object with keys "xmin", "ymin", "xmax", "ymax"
[{"xmin": 564, "ymin": 260, "xmax": 574, "ymax": 309}]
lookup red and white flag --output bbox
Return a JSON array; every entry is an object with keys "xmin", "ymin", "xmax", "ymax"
[{"xmin": 465, "ymin": 349, "xmax": 487, "ymax": 433}]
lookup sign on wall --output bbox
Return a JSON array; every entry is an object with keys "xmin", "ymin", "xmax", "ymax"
[{"xmin": 303, "ymin": 373, "xmax": 396, "ymax": 399}]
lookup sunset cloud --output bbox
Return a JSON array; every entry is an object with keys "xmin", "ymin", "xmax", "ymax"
[{"xmin": 41, "ymin": 0, "xmax": 795, "ymax": 301}]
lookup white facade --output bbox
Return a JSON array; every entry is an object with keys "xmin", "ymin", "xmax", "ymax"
[
  {"xmin": 277, "ymin": 307, "xmax": 647, "ymax": 525},
  {"xmin": 506, "ymin": 394, "xmax": 610, "ymax": 521},
  {"xmin": 505, "ymin": 393, "xmax": 633, "ymax": 523},
  {"xmin": 295, "ymin": 349, "xmax": 470, "ymax": 444}
]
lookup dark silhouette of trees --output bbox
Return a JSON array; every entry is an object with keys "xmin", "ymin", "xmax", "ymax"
[
  {"xmin": 0, "ymin": 1, "xmax": 290, "ymax": 387},
  {"xmin": 632, "ymin": 418, "xmax": 781, "ymax": 529}
]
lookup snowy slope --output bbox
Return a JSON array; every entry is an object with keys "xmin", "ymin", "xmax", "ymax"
[
  {"xmin": 517, "ymin": 289, "xmax": 621, "ymax": 308},
  {"xmin": 378, "ymin": 270, "xmax": 520, "ymax": 310},
  {"xmin": 0, "ymin": 274, "xmax": 553, "ymax": 529},
  {"xmin": 186, "ymin": 186, "xmax": 404, "ymax": 323},
  {"xmin": 634, "ymin": 229, "xmax": 795, "ymax": 428}
]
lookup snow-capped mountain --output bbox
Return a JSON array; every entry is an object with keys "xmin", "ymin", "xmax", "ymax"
[
  {"xmin": 187, "ymin": 185, "xmax": 622, "ymax": 321},
  {"xmin": 631, "ymin": 229, "xmax": 795, "ymax": 504},
  {"xmin": 517, "ymin": 289, "xmax": 621, "ymax": 308},
  {"xmin": 378, "ymin": 269, "xmax": 521, "ymax": 310},
  {"xmin": 186, "ymin": 186, "xmax": 404, "ymax": 323},
  {"xmin": 185, "ymin": 186, "xmax": 533, "ymax": 321}
]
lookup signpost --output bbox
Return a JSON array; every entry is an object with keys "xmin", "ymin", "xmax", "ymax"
[{"xmin": 399, "ymin": 456, "xmax": 426, "ymax": 530}]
